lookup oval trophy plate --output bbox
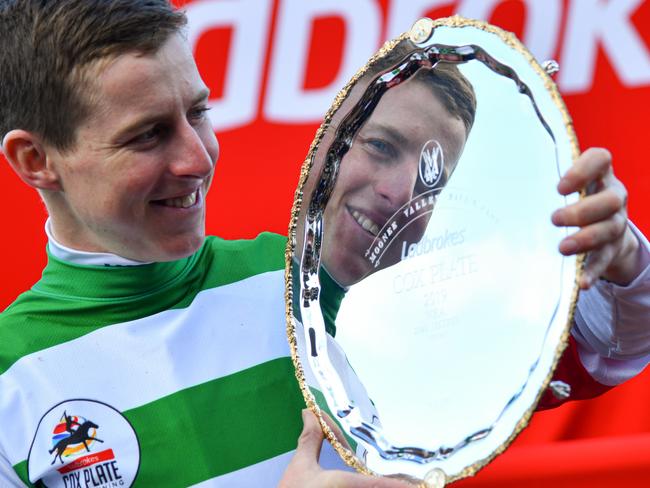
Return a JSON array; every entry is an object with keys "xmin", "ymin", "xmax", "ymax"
[{"xmin": 286, "ymin": 16, "xmax": 582, "ymax": 486}]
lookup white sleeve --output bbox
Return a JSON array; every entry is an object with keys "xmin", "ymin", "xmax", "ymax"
[
  {"xmin": 572, "ymin": 221, "xmax": 650, "ymax": 386},
  {"xmin": 0, "ymin": 451, "xmax": 27, "ymax": 487}
]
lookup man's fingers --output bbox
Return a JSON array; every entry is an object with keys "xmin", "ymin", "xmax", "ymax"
[
  {"xmin": 557, "ymin": 147, "xmax": 612, "ymax": 195},
  {"xmin": 319, "ymin": 471, "xmax": 414, "ymax": 488},
  {"xmin": 552, "ymin": 187, "xmax": 627, "ymax": 227},
  {"xmin": 580, "ymin": 246, "xmax": 617, "ymax": 289},
  {"xmin": 281, "ymin": 410, "xmax": 413, "ymax": 488},
  {"xmin": 558, "ymin": 216, "xmax": 627, "ymax": 256}
]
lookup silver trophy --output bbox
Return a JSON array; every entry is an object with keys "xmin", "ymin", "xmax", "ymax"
[{"xmin": 286, "ymin": 17, "xmax": 582, "ymax": 487}]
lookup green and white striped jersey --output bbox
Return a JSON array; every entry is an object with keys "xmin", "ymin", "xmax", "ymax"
[{"xmin": 0, "ymin": 233, "xmax": 343, "ymax": 487}]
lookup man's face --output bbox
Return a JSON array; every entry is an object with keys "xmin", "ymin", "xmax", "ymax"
[
  {"xmin": 46, "ymin": 34, "xmax": 219, "ymax": 262},
  {"xmin": 322, "ymin": 79, "xmax": 467, "ymax": 286}
]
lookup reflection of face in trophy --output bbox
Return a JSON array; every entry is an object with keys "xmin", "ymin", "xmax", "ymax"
[{"xmin": 322, "ymin": 64, "xmax": 476, "ymax": 286}]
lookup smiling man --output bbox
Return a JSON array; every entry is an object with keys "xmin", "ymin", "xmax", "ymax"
[
  {"xmin": 0, "ymin": 2, "xmax": 321, "ymax": 486},
  {"xmin": 321, "ymin": 65, "xmax": 474, "ymax": 286},
  {"xmin": 24, "ymin": 34, "xmax": 218, "ymax": 262},
  {"xmin": 0, "ymin": 1, "xmax": 649, "ymax": 488}
]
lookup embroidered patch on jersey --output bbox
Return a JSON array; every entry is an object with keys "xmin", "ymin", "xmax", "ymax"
[{"xmin": 27, "ymin": 399, "xmax": 140, "ymax": 488}]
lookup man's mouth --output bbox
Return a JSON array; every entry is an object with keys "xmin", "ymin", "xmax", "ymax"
[
  {"xmin": 350, "ymin": 208, "xmax": 380, "ymax": 236},
  {"xmin": 153, "ymin": 190, "xmax": 199, "ymax": 209}
]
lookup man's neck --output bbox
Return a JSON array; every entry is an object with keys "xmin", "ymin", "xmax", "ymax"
[{"xmin": 45, "ymin": 218, "xmax": 150, "ymax": 266}]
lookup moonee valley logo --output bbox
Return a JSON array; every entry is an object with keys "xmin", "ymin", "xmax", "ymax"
[
  {"xmin": 28, "ymin": 399, "xmax": 140, "ymax": 488},
  {"xmin": 418, "ymin": 139, "xmax": 444, "ymax": 189}
]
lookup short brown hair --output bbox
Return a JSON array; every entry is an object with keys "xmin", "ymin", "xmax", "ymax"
[
  {"xmin": 0, "ymin": 0, "xmax": 187, "ymax": 151},
  {"xmin": 413, "ymin": 63, "xmax": 476, "ymax": 137},
  {"xmin": 369, "ymin": 40, "xmax": 477, "ymax": 137}
]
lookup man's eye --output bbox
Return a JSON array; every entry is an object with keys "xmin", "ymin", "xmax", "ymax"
[
  {"xmin": 364, "ymin": 138, "xmax": 396, "ymax": 159},
  {"xmin": 188, "ymin": 106, "xmax": 211, "ymax": 124},
  {"xmin": 132, "ymin": 125, "xmax": 164, "ymax": 145}
]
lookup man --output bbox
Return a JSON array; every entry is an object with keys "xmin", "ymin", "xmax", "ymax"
[
  {"xmin": 0, "ymin": 1, "xmax": 647, "ymax": 488},
  {"xmin": 319, "ymin": 63, "xmax": 474, "ymax": 286}
]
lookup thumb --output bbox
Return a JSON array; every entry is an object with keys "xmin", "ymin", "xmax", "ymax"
[
  {"xmin": 280, "ymin": 409, "xmax": 324, "ymax": 487},
  {"xmin": 294, "ymin": 409, "xmax": 325, "ymax": 463}
]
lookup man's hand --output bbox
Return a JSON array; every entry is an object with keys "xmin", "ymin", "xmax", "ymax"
[
  {"xmin": 279, "ymin": 409, "xmax": 413, "ymax": 488},
  {"xmin": 551, "ymin": 147, "xmax": 641, "ymax": 289}
]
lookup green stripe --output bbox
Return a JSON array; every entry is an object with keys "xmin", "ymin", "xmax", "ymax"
[
  {"xmin": 13, "ymin": 460, "xmax": 31, "ymax": 487},
  {"xmin": 14, "ymin": 357, "xmax": 305, "ymax": 487},
  {"xmin": 0, "ymin": 233, "xmax": 286, "ymax": 375},
  {"xmin": 125, "ymin": 357, "xmax": 303, "ymax": 486}
]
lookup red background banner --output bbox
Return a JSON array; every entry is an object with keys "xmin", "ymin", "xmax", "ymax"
[{"xmin": 1, "ymin": 0, "xmax": 649, "ymax": 485}]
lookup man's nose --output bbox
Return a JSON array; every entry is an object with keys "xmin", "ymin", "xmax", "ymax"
[
  {"xmin": 374, "ymin": 161, "xmax": 416, "ymax": 208},
  {"xmin": 168, "ymin": 123, "xmax": 216, "ymax": 178}
]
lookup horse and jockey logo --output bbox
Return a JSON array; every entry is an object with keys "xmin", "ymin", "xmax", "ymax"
[
  {"xmin": 418, "ymin": 139, "xmax": 445, "ymax": 189},
  {"xmin": 28, "ymin": 399, "xmax": 140, "ymax": 487},
  {"xmin": 49, "ymin": 411, "xmax": 103, "ymax": 465}
]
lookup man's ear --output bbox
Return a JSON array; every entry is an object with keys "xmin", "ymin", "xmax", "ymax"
[{"xmin": 2, "ymin": 129, "xmax": 62, "ymax": 191}]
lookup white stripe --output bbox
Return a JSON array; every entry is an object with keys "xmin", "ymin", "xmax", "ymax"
[
  {"xmin": 0, "ymin": 270, "xmax": 288, "ymax": 467},
  {"xmin": 188, "ymin": 442, "xmax": 350, "ymax": 487},
  {"xmin": 0, "ymin": 450, "xmax": 26, "ymax": 487},
  {"xmin": 189, "ymin": 451, "xmax": 294, "ymax": 488}
]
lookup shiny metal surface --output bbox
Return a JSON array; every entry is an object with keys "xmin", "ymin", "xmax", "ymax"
[
  {"xmin": 287, "ymin": 17, "xmax": 581, "ymax": 484},
  {"xmin": 542, "ymin": 59, "xmax": 561, "ymax": 76}
]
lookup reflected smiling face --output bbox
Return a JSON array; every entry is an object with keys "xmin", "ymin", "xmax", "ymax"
[
  {"xmin": 322, "ymin": 78, "xmax": 468, "ymax": 286},
  {"xmin": 44, "ymin": 34, "xmax": 219, "ymax": 262}
]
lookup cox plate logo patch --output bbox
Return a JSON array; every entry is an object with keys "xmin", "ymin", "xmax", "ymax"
[{"xmin": 27, "ymin": 399, "xmax": 140, "ymax": 487}]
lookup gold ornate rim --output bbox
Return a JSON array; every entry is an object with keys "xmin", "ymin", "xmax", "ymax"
[{"xmin": 284, "ymin": 14, "xmax": 585, "ymax": 487}]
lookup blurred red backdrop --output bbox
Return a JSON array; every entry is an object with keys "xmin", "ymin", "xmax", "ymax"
[{"xmin": 1, "ymin": 0, "xmax": 648, "ymax": 485}]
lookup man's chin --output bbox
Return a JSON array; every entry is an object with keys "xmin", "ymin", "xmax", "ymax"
[{"xmin": 323, "ymin": 257, "xmax": 370, "ymax": 288}]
